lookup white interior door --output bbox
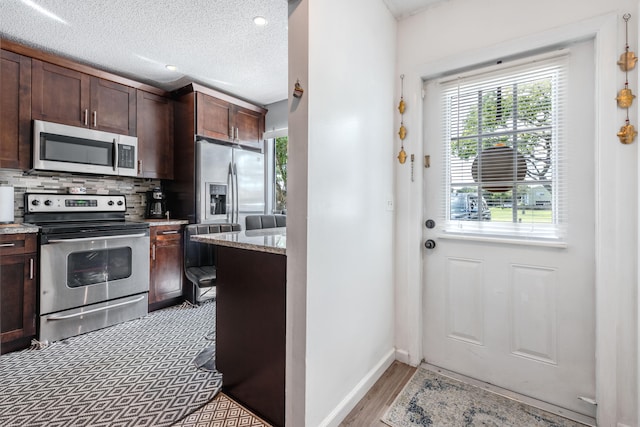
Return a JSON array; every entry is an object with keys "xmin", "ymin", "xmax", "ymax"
[{"xmin": 422, "ymin": 39, "xmax": 596, "ymax": 418}]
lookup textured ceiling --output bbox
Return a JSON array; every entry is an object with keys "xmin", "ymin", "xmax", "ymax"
[
  {"xmin": 0, "ymin": 0, "xmax": 289, "ymax": 105},
  {"xmin": 0, "ymin": 0, "xmax": 440, "ymax": 106},
  {"xmin": 381, "ymin": 0, "xmax": 447, "ymax": 20}
]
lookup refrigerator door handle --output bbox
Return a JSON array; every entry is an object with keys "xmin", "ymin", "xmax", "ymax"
[
  {"xmin": 233, "ymin": 162, "xmax": 239, "ymax": 224},
  {"xmin": 227, "ymin": 162, "xmax": 233, "ymax": 223}
]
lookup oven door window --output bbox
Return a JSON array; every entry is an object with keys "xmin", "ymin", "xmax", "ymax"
[
  {"xmin": 41, "ymin": 132, "xmax": 114, "ymax": 167},
  {"xmin": 67, "ymin": 247, "xmax": 132, "ymax": 287}
]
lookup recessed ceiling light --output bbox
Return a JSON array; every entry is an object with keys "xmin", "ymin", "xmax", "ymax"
[
  {"xmin": 253, "ymin": 16, "xmax": 268, "ymax": 26},
  {"xmin": 165, "ymin": 65, "xmax": 177, "ymax": 71},
  {"xmin": 21, "ymin": 0, "xmax": 68, "ymax": 25}
]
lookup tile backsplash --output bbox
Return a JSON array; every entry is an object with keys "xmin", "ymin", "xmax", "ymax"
[{"xmin": 0, "ymin": 169, "xmax": 161, "ymax": 222}]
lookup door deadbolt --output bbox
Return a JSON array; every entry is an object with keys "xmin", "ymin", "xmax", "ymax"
[
  {"xmin": 424, "ymin": 239, "xmax": 436, "ymax": 249},
  {"xmin": 425, "ymin": 219, "xmax": 436, "ymax": 229}
]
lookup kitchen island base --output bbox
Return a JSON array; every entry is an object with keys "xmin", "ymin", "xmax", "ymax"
[{"xmin": 216, "ymin": 245, "xmax": 286, "ymax": 427}]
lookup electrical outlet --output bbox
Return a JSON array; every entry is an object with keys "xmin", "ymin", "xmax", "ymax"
[{"xmin": 386, "ymin": 199, "xmax": 394, "ymax": 211}]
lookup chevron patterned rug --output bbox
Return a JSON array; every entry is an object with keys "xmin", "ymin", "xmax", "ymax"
[
  {"xmin": 382, "ymin": 366, "xmax": 588, "ymax": 427},
  {"xmin": 0, "ymin": 301, "xmax": 222, "ymax": 427}
]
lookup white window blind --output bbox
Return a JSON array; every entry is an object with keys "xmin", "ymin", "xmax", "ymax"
[{"xmin": 440, "ymin": 54, "xmax": 568, "ymax": 241}]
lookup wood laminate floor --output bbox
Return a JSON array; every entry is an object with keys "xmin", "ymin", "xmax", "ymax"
[{"xmin": 340, "ymin": 360, "xmax": 417, "ymax": 426}]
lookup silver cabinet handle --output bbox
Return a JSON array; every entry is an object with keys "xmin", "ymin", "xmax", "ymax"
[
  {"xmin": 229, "ymin": 125, "xmax": 234, "ymax": 139},
  {"xmin": 235, "ymin": 127, "xmax": 239, "ymax": 140},
  {"xmin": 160, "ymin": 230, "xmax": 179, "ymax": 235},
  {"xmin": 0, "ymin": 243, "xmax": 16, "ymax": 247},
  {"xmin": 84, "ymin": 109, "xmax": 88, "ymax": 126},
  {"xmin": 48, "ymin": 295, "xmax": 146, "ymax": 320},
  {"xmin": 93, "ymin": 111, "xmax": 97, "ymax": 127},
  {"xmin": 152, "ymin": 243, "xmax": 156, "ymax": 261},
  {"xmin": 29, "ymin": 258, "xmax": 34, "ymax": 280}
]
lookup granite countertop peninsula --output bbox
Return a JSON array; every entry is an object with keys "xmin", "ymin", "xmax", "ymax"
[
  {"xmin": 143, "ymin": 219, "xmax": 189, "ymax": 227},
  {"xmin": 191, "ymin": 227, "xmax": 286, "ymax": 255}
]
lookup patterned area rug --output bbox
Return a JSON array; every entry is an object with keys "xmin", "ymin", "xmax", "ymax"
[
  {"xmin": 0, "ymin": 301, "xmax": 222, "ymax": 427},
  {"xmin": 382, "ymin": 366, "xmax": 587, "ymax": 427},
  {"xmin": 173, "ymin": 393, "xmax": 272, "ymax": 427}
]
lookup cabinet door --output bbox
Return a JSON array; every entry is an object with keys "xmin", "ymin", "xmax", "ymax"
[
  {"xmin": 0, "ymin": 50, "xmax": 31, "ymax": 170},
  {"xmin": 0, "ymin": 252, "xmax": 36, "ymax": 347},
  {"xmin": 149, "ymin": 226, "xmax": 183, "ymax": 306},
  {"xmin": 136, "ymin": 91, "xmax": 173, "ymax": 179},
  {"xmin": 196, "ymin": 92, "xmax": 232, "ymax": 141},
  {"xmin": 90, "ymin": 77, "xmax": 136, "ymax": 135},
  {"xmin": 32, "ymin": 59, "xmax": 90, "ymax": 127},
  {"xmin": 233, "ymin": 106, "xmax": 265, "ymax": 150}
]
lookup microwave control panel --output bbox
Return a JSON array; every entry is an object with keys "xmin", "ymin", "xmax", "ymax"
[{"xmin": 118, "ymin": 145, "xmax": 135, "ymax": 169}]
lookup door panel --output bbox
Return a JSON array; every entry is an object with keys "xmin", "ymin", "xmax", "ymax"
[
  {"xmin": 90, "ymin": 78, "xmax": 136, "ymax": 135},
  {"xmin": 196, "ymin": 140, "xmax": 233, "ymax": 223},
  {"xmin": 422, "ymin": 40, "xmax": 595, "ymax": 417},
  {"xmin": 234, "ymin": 147, "xmax": 265, "ymax": 221},
  {"xmin": 32, "ymin": 60, "xmax": 90, "ymax": 127}
]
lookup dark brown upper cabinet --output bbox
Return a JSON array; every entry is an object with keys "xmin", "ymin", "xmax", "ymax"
[
  {"xmin": 32, "ymin": 59, "xmax": 136, "ymax": 136},
  {"xmin": 195, "ymin": 89, "xmax": 266, "ymax": 151},
  {"xmin": 137, "ymin": 90, "xmax": 174, "ymax": 179},
  {"xmin": 0, "ymin": 49, "xmax": 32, "ymax": 170}
]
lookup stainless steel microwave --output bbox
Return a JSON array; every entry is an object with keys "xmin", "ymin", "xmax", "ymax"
[{"xmin": 33, "ymin": 120, "xmax": 138, "ymax": 177}]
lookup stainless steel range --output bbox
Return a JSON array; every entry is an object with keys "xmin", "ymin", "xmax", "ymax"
[{"xmin": 24, "ymin": 193, "xmax": 150, "ymax": 343}]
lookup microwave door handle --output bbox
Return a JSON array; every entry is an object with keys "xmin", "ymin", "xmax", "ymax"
[{"xmin": 113, "ymin": 139, "xmax": 118, "ymax": 172}]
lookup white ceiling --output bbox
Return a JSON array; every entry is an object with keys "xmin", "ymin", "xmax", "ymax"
[
  {"xmin": 1, "ymin": 0, "xmax": 438, "ymax": 106},
  {"xmin": 382, "ymin": 0, "xmax": 448, "ymax": 19}
]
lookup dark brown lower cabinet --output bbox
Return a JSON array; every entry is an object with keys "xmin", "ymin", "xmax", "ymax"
[
  {"xmin": 149, "ymin": 225, "xmax": 183, "ymax": 311},
  {"xmin": 0, "ymin": 234, "xmax": 37, "ymax": 354},
  {"xmin": 216, "ymin": 246, "xmax": 286, "ymax": 427}
]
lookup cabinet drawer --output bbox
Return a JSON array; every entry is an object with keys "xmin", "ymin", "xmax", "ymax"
[
  {"xmin": 0, "ymin": 234, "xmax": 36, "ymax": 256},
  {"xmin": 151, "ymin": 226, "xmax": 182, "ymax": 243}
]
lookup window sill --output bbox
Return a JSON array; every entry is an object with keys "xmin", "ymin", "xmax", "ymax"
[{"xmin": 438, "ymin": 230, "xmax": 568, "ymax": 248}]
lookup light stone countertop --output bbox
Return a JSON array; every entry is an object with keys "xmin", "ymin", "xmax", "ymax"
[
  {"xmin": 191, "ymin": 227, "xmax": 286, "ymax": 255},
  {"xmin": 0, "ymin": 223, "xmax": 40, "ymax": 234},
  {"xmin": 142, "ymin": 219, "xmax": 189, "ymax": 227}
]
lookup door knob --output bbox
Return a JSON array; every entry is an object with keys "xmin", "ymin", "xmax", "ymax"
[{"xmin": 424, "ymin": 239, "xmax": 436, "ymax": 249}]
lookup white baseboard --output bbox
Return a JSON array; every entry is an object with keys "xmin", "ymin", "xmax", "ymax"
[
  {"xmin": 318, "ymin": 348, "xmax": 395, "ymax": 427},
  {"xmin": 395, "ymin": 348, "xmax": 411, "ymax": 365}
]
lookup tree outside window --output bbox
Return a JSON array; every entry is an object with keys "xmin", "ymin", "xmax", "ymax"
[{"xmin": 274, "ymin": 136, "xmax": 288, "ymax": 213}]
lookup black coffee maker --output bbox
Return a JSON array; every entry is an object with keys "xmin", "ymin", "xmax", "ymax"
[{"xmin": 145, "ymin": 187, "xmax": 167, "ymax": 219}]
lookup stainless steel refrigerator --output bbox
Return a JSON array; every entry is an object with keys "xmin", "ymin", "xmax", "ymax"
[{"xmin": 196, "ymin": 139, "xmax": 265, "ymax": 225}]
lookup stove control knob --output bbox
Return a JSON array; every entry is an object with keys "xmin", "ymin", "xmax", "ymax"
[
  {"xmin": 31, "ymin": 199, "xmax": 40, "ymax": 206},
  {"xmin": 44, "ymin": 200, "xmax": 52, "ymax": 206},
  {"xmin": 117, "ymin": 200, "xmax": 124, "ymax": 206},
  {"xmin": 108, "ymin": 200, "xmax": 115, "ymax": 206}
]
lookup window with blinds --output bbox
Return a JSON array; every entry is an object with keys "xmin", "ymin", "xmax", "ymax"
[{"xmin": 441, "ymin": 55, "xmax": 567, "ymax": 240}]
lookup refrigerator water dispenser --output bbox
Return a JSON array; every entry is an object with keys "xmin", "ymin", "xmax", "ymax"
[{"xmin": 208, "ymin": 183, "xmax": 227, "ymax": 216}]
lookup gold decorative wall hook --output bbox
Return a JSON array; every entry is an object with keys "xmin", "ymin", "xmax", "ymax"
[
  {"xmin": 616, "ymin": 86, "xmax": 635, "ymax": 108},
  {"xmin": 618, "ymin": 51, "xmax": 638, "ymax": 71},
  {"xmin": 397, "ymin": 74, "xmax": 409, "ymax": 163},
  {"xmin": 618, "ymin": 121, "xmax": 637, "ymax": 144},
  {"xmin": 397, "ymin": 147, "xmax": 407, "ymax": 164},
  {"xmin": 398, "ymin": 74, "xmax": 406, "ymax": 114},
  {"xmin": 617, "ymin": 13, "xmax": 637, "ymax": 144}
]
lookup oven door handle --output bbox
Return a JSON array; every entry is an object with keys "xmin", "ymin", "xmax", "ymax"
[
  {"xmin": 47, "ymin": 233, "xmax": 148, "ymax": 243},
  {"xmin": 47, "ymin": 295, "xmax": 146, "ymax": 320}
]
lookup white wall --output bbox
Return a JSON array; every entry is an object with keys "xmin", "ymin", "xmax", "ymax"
[
  {"xmin": 394, "ymin": 1, "xmax": 638, "ymax": 426},
  {"xmin": 287, "ymin": 0, "xmax": 397, "ymax": 425}
]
